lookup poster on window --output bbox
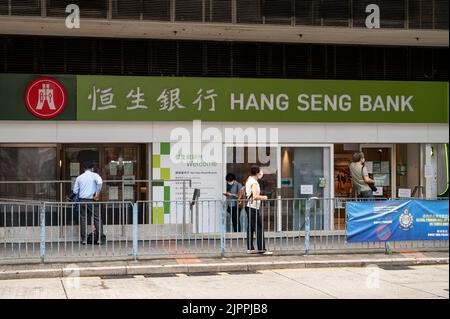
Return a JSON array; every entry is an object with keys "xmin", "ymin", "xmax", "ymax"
[
  {"xmin": 151, "ymin": 142, "xmax": 222, "ymax": 231},
  {"xmin": 374, "ymin": 174, "xmax": 390, "ymax": 187}
]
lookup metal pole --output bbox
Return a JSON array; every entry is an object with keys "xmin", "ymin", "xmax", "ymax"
[
  {"xmin": 305, "ymin": 199, "xmax": 311, "ymax": 255},
  {"xmin": 385, "ymin": 241, "xmax": 392, "ymax": 255},
  {"xmin": 121, "ymin": 180, "xmax": 125, "ymax": 237},
  {"xmin": 195, "ymin": 198, "xmax": 199, "ymax": 234},
  {"xmin": 39, "ymin": 204, "xmax": 46, "ymax": 263},
  {"xmin": 132, "ymin": 203, "xmax": 138, "ymax": 261},
  {"xmin": 183, "ymin": 181, "xmax": 186, "ymax": 224},
  {"xmin": 220, "ymin": 203, "xmax": 226, "ymax": 257}
]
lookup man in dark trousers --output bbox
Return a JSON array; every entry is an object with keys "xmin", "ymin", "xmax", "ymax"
[
  {"xmin": 223, "ymin": 173, "xmax": 242, "ymax": 232},
  {"xmin": 73, "ymin": 161, "xmax": 103, "ymax": 245}
]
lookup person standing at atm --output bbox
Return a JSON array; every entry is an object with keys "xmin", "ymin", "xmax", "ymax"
[
  {"xmin": 73, "ymin": 160, "xmax": 103, "ymax": 244},
  {"xmin": 349, "ymin": 152, "xmax": 376, "ymax": 199}
]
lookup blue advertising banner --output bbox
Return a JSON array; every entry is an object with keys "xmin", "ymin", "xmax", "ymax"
[{"xmin": 346, "ymin": 200, "xmax": 449, "ymax": 242}]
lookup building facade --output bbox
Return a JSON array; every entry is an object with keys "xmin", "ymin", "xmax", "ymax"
[{"xmin": 0, "ymin": 1, "xmax": 448, "ymax": 231}]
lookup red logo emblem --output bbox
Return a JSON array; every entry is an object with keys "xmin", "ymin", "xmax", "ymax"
[{"xmin": 24, "ymin": 77, "xmax": 67, "ymax": 119}]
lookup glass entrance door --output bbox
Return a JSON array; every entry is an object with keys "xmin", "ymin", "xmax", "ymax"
[
  {"xmin": 280, "ymin": 146, "xmax": 332, "ymax": 231},
  {"xmin": 62, "ymin": 144, "xmax": 147, "ymax": 225},
  {"xmin": 64, "ymin": 145, "xmax": 100, "ymax": 198},
  {"xmin": 361, "ymin": 144, "xmax": 395, "ymax": 198},
  {"xmin": 225, "ymin": 146, "xmax": 278, "ymax": 231}
]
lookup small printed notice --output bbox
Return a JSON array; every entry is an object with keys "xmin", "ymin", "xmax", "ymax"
[
  {"xmin": 109, "ymin": 186, "xmax": 119, "ymax": 200},
  {"xmin": 374, "ymin": 174, "xmax": 390, "ymax": 187},
  {"xmin": 372, "ymin": 161, "xmax": 381, "ymax": 173},
  {"xmin": 372, "ymin": 187, "xmax": 383, "ymax": 196},
  {"xmin": 109, "ymin": 162, "xmax": 118, "ymax": 176},
  {"xmin": 70, "ymin": 162, "xmax": 80, "ymax": 177},
  {"xmin": 380, "ymin": 161, "xmax": 390, "ymax": 174},
  {"xmin": 124, "ymin": 162, "xmax": 134, "ymax": 176},
  {"xmin": 123, "ymin": 175, "xmax": 135, "ymax": 185},
  {"xmin": 300, "ymin": 185, "xmax": 314, "ymax": 195},
  {"xmin": 124, "ymin": 186, "xmax": 134, "ymax": 201},
  {"xmin": 398, "ymin": 188, "xmax": 412, "ymax": 198},
  {"xmin": 424, "ymin": 164, "xmax": 433, "ymax": 178}
]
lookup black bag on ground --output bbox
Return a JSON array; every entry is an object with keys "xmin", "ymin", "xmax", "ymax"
[{"xmin": 86, "ymin": 230, "xmax": 106, "ymax": 244}]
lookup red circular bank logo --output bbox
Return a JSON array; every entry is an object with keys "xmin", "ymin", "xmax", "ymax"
[{"xmin": 24, "ymin": 77, "xmax": 67, "ymax": 119}]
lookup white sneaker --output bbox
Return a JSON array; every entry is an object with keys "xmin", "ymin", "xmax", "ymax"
[
  {"xmin": 260, "ymin": 250, "xmax": 273, "ymax": 255},
  {"xmin": 247, "ymin": 250, "xmax": 258, "ymax": 254}
]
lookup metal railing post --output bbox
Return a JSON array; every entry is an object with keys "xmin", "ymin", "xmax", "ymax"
[
  {"xmin": 39, "ymin": 204, "xmax": 46, "ymax": 263},
  {"xmin": 220, "ymin": 203, "xmax": 226, "ymax": 257},
  {"xmin": 305, "ymin": 198, "xmax": 311, "ymax": 255},
  {"xmin": 183, "ymin": 181, "xmax": 186, "ymax": 224},
  {"xmin": 132, "ymin": 203, "xmax": 138, "ymax": 261},
  {"xmin": 385, "ymin": 241, "xmax": 392, "ymax": 255}
]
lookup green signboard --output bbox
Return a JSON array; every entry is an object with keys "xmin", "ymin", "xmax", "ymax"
[
  {"xmin": 0, "ymin": 73, "xmax": 448, "ymax": 123},
  {"xmin": 76, "ymin": 75, "xmax": 448, "ymax": 123}
]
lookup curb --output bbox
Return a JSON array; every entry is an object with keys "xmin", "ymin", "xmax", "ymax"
[{"xmin": 0, "ymin": 257, "xmax": 448, "ymax": 280}]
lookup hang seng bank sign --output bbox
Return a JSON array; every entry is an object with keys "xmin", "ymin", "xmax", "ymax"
[{"xmin": 0, "ymin": 74, "xmax": 448, "ymax": 123}]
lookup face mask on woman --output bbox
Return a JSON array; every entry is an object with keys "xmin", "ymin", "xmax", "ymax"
[{"xmin": 258, "ymin": 172, "xmax": 264, "ymax": 180}]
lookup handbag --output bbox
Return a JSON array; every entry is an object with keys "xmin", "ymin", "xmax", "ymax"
[
  {"xmin": 237, "ymin": 186, "xmax": 247, "ymax": 209},
  {"xmin": 361, "ymin": 166, "xmax": 377, "ymax": 192}
]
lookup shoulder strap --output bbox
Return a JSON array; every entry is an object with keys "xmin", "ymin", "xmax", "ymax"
[
  {"xmin": 361, "ymin": 165, "xmax": 369, "ymax": 185},
  {"xmin": 247, "ymin": 181, "xmax": 255, "ymax": 201}
]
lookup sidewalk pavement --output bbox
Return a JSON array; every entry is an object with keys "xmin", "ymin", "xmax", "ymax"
[{"xmin": 0, "ymin": 251, "xmax": 448, "ymax": 280}]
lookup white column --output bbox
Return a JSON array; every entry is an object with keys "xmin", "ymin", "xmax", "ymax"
[{"xmin": 423, "ymin": 144, "xmax": 438, "ymax": 199}]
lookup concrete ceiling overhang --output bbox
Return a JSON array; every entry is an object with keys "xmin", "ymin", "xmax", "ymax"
[{"xmin": 0, "ymin": 16, "xmax": 448, "ymax": 47}]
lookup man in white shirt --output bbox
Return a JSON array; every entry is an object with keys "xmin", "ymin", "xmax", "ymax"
[
  {"xmin": 73, "ymin": 161, "xmax": 103, "ymax": 245},
  {"xmin": 245, "ymin": 165, "xmax": 272, "ymax": 255}
]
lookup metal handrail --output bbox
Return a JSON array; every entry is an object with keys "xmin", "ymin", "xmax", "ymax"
[{"xmin": 0, "ymin": 179, "xmax": 192, "ymax": 185}]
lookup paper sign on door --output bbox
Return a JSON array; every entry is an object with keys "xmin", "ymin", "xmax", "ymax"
[{"xmin": 300, "ymin": 185, "xmax": 314, "ymax": 195}]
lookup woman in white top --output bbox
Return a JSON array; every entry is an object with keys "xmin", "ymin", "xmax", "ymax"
[{"xmin": 245, "ymin": 165, "xmax": 272, "ymax": 255}]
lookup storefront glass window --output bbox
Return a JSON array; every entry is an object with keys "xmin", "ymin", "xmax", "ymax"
[
  {"xmin": 281, "ymin": 147, "xmax": 331, "ymax": 231},
  {"xmin": 0, "ymin": 146, "xmax": 57, "ymax": 201},
  {"xmin": 396, "ymin": 144, "xmax": 420, "ymax": 198},
  {"xmin": 226, "ymin": 146, "xmax": 278, "ymax": 231},
  {"xmin": 361, "ymin": 146, "xmax": 393, "ymax": 198}
]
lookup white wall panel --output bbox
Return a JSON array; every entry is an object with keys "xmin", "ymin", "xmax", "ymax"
[
  {"xmin": 0, "ymin": 121, "xmax": 448, "ymax": 144},
  {"xmin": 0, "ymin": 121, "xmax": 57, "ymax": 143},
  {"xmin": 376, "ymin": 124, "xmax": 428, "ymax": 143}
]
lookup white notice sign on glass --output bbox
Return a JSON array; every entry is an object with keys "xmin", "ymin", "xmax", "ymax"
[
  {"xmin": 380, "ymin": 161, "xmax": 390, "ymax": 174},
  {"xmin": 373, "ymin": 187, "xmax": 383, "ymax": 196},
  {"xmin": 424, "ymin": 164, "xmax": 433, "ymax": 178},
  {"xmin": 124, "ymin": 186, "xmax": 134, "ymax": 201},
  {"xmin": 300, "ymin": 185, "xmax": 314, "ymax": 195},
  {"xmin": 124, "ymin": 162, "xmax": 134, "ymax": 176},
  {"xmin": 70, "ymin": 162, "xmax": 80, "ymax": 177},
  {"xmin": 398, "ymin": 188, "xmax": 411, "ymax": 198},
  {"xmin": 109, "ymin": 162, "xmax": 118, "ymax": 176},
  {"xmin": 109, "ymin": 186, "xmax": 119, "ymax": 200}
]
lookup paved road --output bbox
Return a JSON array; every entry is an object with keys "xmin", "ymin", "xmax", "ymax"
[{"xmin": 0, "ymin": 264, "xmax": 448, "ymax": 299}]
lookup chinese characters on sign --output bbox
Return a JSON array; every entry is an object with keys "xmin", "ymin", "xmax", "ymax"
[
  {"xmin": 88, "ymin": 86, "xmax": 217, "ymax": 113},
  {"xmin": 75, "ymin": 75, "xmax": 448, "ymax": 123}
]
